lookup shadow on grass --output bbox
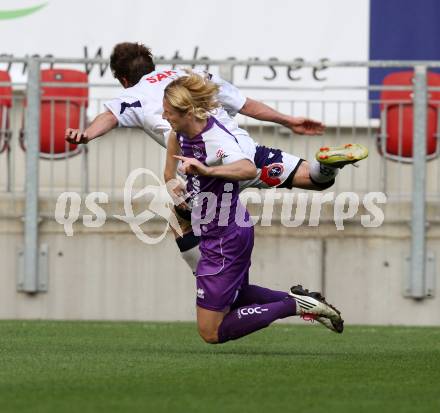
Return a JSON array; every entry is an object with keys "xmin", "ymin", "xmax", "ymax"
[{"xmin": 130, "ymin": 346, "xmax": 348, "ymax": 357}]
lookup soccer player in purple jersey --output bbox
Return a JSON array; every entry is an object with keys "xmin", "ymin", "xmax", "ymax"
[
  {"xmin": 65, "ymin": 42, "xmax": 368, "ymax": 280},
  {"xmin": 163, "ymin": 73, "xmax": 343, "ymax": 343}
]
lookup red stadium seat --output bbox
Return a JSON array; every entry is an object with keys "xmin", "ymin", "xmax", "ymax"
[
  {"xmin": 20, "ymin": 68, "xmax": 89, "ymax": 159},
  {"xmin": 377, "ymin": 71, "xmax": 440, "ymax": 162},
  {"xmin": 0, "ymin": 70, "xmax": 12, "ymax": 155}
]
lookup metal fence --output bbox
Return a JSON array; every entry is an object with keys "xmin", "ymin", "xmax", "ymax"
[{"xmin": 0, "ymin": 56, "xmax": 439, "ymax": 298}]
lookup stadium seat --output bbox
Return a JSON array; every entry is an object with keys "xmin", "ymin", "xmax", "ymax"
[
  {"xmin": 20, "ymin": 68, "xmax": 89, "ymax": 160},
  {"xmin": 377, "ymin": 71, "xmax": 440, "ymax": 162},
  {"xmin": 0, "ymin": 70, "xmax": 12, "ymax": 191}
]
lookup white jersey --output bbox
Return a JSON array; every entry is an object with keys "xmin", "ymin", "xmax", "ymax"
[{"xmin": 104, "ymin": 68, "xmax": 256, "ymax": 159}]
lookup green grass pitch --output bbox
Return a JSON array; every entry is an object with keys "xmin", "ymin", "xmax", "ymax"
[{"xmin": 0, "ymin": 321, "xmax": 439, "ymax": 413}]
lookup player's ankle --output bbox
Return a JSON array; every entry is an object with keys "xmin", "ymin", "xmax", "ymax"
[{"xmin": 309, "ymin": 159, "xmax": 339, "ymax": 183}]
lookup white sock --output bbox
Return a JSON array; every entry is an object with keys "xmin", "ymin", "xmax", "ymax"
[
  {"xmin": 175, "ymin": 231, "xmax": 201, "ymax": 274},
  {"xmin": 309, "ymin": 159, "xmax": 339, "ymax": 183},
  {"xmin": 181, "ymin": 245, "xmax": 201, "ymax": 274}
]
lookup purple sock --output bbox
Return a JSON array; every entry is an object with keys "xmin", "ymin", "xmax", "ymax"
[
  {"xmin": 218, "ymin": 297, "xmax": 297, "ymax": 343},
  {"xmin": 231, "ymin": 284, "xmax": 289, "ymax": 310}
]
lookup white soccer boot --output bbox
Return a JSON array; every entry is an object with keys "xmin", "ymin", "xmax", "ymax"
[{"xmin": 289, "ymin": 284, "xmax": 344, "ymax": 333}]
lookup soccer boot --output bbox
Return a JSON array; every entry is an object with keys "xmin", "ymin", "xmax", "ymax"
[
  {"xmin": 289, "ymin": 284, "xmax": 344, "ymax": 333},
  {"xmin": 316, "ymin": 143, "xmax": 368, "ymax": 168},
  {"xmin": 315, "ymin": 316, "xmax": 344, "ymax": 334}
]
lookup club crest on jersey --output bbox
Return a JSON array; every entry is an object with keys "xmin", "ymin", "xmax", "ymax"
[
  {"xmin": 260, "ymin": 163, "xmax": 284, "ymax": 187},
  {"xmin": 267, "ymin": 163, "xmax": 284, "ymax": 178},
  {"xmin": 216, "ymin": 148, "xmax": 227, "ymax": 159},
  {"xmin": 192, "ymin": 145, "xmax": 204, "ymax": 159}
]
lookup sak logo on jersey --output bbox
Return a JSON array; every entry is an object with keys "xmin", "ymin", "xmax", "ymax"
[{"xmin": 146, "ymin": 70, "xmax": 177, "ymax": 84}]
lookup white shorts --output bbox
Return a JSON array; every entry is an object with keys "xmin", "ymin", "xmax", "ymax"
[{"xmin": 239, "ymin": 145, "xmax": 303, "ymax": 190}]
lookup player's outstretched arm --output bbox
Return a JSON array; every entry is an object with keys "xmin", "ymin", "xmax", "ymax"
[
  {"xmin": 65, "ymin": 111, "xmax": 118, "ymax": 144},
  {"xmin": 238, "ymin": 97, "xmax": 325, "ymax": 136},
  {"xmin": 174, "ymin": 156, "xmax": 257, "ymax": 181}
]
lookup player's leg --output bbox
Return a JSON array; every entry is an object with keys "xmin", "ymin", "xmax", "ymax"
[
  {"xmin": 216, "ymin": 297, "xmax": 297, "ymax": 343},
  {"xmin": 250, "ymin": 146, "xmax": 335, "ymax": 192},
  {"xmin": 252, "ymin": 143, "xmax": 368, "ymax": 192},
  {"xmin": 196, "ymin": 306, "xmax": 228, "ymax": 344},
  {"xmin": 172, "ymin": 205, "xmax": 201, "ymax": 274},
  {"xmin": 195, "ymin": 226, "xmax": 341, "ymax": 344},
  {"xmin": 197, "ymin": 296, "xmax": 297, "ymax": 344},
  {"xmin": 230, "ymin": 284, "xmax": 289, "ymax": 309},
  {"xmin": 196, "ymin": 264, "xmax": 300, "ymax": 343},
  {"xmin": 196, "ymin": 273, "xmax": 343, "ymax": 342},
  {"xmin": 288, "ymin": 160, "xmax": 336, "ymax": 190},
  {"xmin": 175, "ymin": 230, "xmax": 200, "ymax": 274},
  {"xmin": 218, "ymin": 285, "xmax": 344, "ymax": 343},
  {"xmin": 230, "ymin": 283, "xmax": 344, "ymax": 334},
  {"xmin": 276, "ymin": 154, "xmax": 338, "ymax": 191},
  {"xmin": 198, "ymin": 286, "xmax": 343, "ymax": 344}
]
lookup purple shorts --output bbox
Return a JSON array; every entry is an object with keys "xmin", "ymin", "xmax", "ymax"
[{"xmin": 195, "ymin": 225, "xmax": 254, "ymax": 312}]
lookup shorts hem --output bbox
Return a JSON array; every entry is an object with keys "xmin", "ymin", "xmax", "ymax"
[
  {"xmin": 278, "ymin": 158, "xmax": 305, "ymax": 189},
  {"xmin": 196, "ymin": 301, "xmax": 230, "ymax": 312}
]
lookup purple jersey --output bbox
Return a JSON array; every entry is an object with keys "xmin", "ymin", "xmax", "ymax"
[{"xmin": 177, "ymin": 116, "xmax": 253, "ymax": 237}]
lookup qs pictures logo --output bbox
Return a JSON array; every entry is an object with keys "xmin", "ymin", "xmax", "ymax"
[{"xmin": 0, "ymin": 2, "xmax": 47, "ymax": 20}]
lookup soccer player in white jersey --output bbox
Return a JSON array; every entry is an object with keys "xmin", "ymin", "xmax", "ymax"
[
  {"xmin": 162, "ymin": 73, "xmax": 343, "ymax": 343},
  {"xmin": 65, "ymin": 43, "xmax": 366, "ymax": 332}
]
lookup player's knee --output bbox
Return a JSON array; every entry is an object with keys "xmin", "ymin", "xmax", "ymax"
[{"xmin": 198, "ymin": 326, "xmax": 219, "ymax": 344}]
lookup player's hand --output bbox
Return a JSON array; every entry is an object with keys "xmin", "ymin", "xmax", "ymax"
[
  {"xmin": 286, "ymin": 117, "xmax": 325, "ymax": 136},
  {"xmin": 165, "ymin": 178, "xmax": 189, "ymax": 209},
  {"xmin": 174, "ymin": 155, "xmax": 211, "ymax": 176},
  {"xmin": 65, "ymin": 128, "xmax": 89, "ymax": 144}
]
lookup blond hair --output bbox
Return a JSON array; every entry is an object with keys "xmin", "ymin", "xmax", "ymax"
[{"xmin": 164, "ymin": 72, "xmax": 220, "ymax": 120}]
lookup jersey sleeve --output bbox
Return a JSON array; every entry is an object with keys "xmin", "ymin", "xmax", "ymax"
[
  {"xmin": 188, "ymin": 69, "xmax": 245, "ymax": 117},
  {"xmin": 204, "ymin": 129, "xmax": 254, "ymax": 166},
  {"xmin": 178, "ymin": 68, "xmax": 246, "ymax": 117},
  {"xmin": 210, "ymin": 73, "xmax": 246, "ymax": 117},
  {"xmin": 103, "ymin": 97, "xmax": 144, "ymax": 129}
]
